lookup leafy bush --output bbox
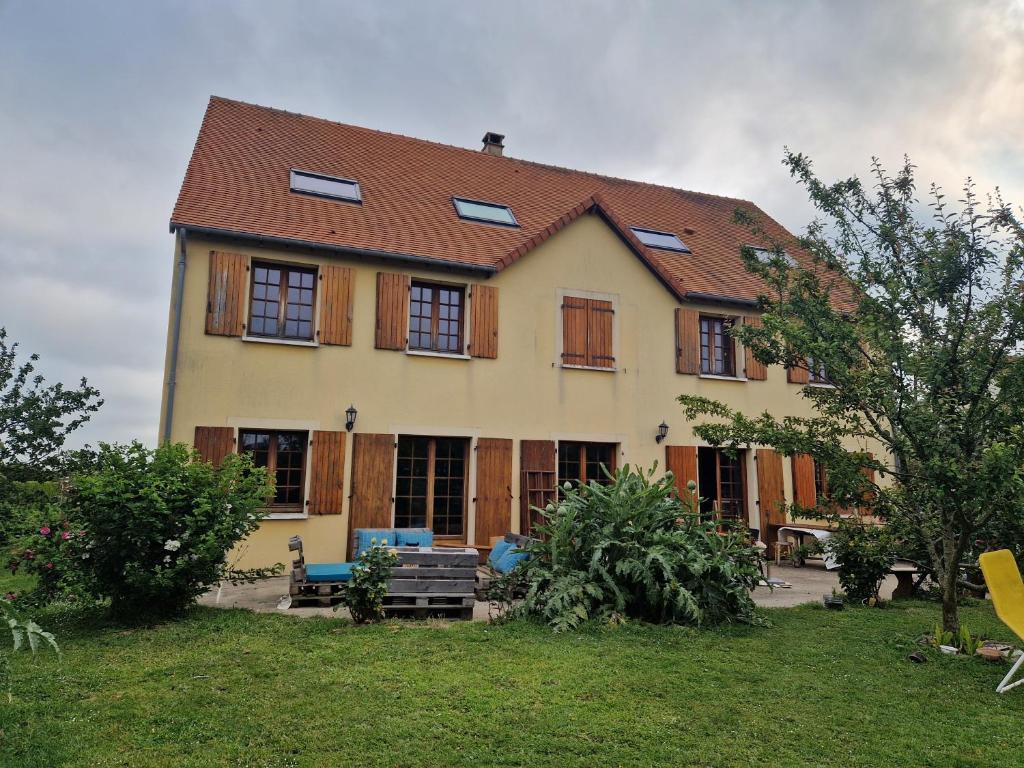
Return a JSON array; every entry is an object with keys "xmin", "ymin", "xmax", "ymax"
[
  {"xmin": 342, "ymin": 541, "xmax": 398, "ymax": 624},
  {"xmin": 513, "ymin": 466, "xmax": 763, "ymax": 631},
  {"xmin": 1, "ymin": 599, "xmax": 60, "ymax": 702},
  {"xmin": 0, "ymin": 476, "xmax": 58, "ymax": 549},
  {"xmin": 825, "ymin": 518, "xmax": 896, "ymax": 602},
  {"xmin": 8, "ymin": 517, "xmax": 89, "ymax": 604},
  {"xmin": 67, "ymin": 442, "xmax": 273, "ymax": 616}
]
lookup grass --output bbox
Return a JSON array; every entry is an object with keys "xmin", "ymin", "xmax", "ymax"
[{"xmin": 2, "ymin": 583, "xmax": 1022, "ymax": 767}]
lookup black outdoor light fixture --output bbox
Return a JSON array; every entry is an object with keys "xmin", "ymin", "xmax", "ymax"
[
  {"xmin": 345, "ymin": 404, "xmax": 358, "ymax": 432},
  {"xmin": 656, "ymin": 421, "xmax": 669, "ymax": 444}
]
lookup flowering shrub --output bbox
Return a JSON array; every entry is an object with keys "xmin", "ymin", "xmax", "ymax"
[
  {"xmin": 341, "ymin": 541, "xmax": 398, "ymax": 624},
  {"xmin": 67, "ymin": 442, "xmax": 274, "ymax": 616},
  {"xmin": 8, "ymin": 517, "xmax": 89, "ymax": 603}
]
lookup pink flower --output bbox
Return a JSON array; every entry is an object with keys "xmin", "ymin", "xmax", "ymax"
[
  {"xmin": 44, "ymin": 562, "xmax": 55, "ymax": 570},
  {"xmin": 39, "ymin": 527, "xmax": 51, "ymax": 536},
  {"xmin": 61, "ymin": 532, "xmax": 71, "ymax": 541},
  {"xmin": 3, "ymin": 592, "xmax": 15, "ymax": 601}
]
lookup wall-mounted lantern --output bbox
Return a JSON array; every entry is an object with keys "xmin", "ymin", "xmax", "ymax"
[
  {"xmin": 345, "ymin": 404, "xmax": 358, "ymax": 432},
  {"xmin": 655, "ymin": 421, "xmax": 669, "ymax": 444}
]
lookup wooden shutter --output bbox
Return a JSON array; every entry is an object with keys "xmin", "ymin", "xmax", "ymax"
[
  {"xmin": 588, "ymin": 299, "xmax": 615, "ymax": 368},
  {"xmin": 665, "ymin": 445, "xmax": 699, "ymax": 500},
  {"xmin": 743, "ymin": 316, "xmax": 767, "ymax": 381},
  {"xmin": 205, "ymin": 251, "xmax": 247, "ymax": 336},
  {"xmin": 318, "ymin": 265, "xmax": 354, "ymax": 346},
  {"xmin": 561, "ymin": 296, "xmax": 588, "ymax": 366},
  {"xmin": 520, "ymin": 440, "xmax": 556, "ymax": 533},
  {"xmin": 787, "ymin": 360, "xmax": 810, "ymax": 384},
  {"xmin": 474, "ymin": 438, "xmax": 513, "ymax": 545},
  {"xmin": 755, "ymin": 449, "xmax": 786, "ymax": 543},
  {"xmin": 469, "ymin": 284, "xmax": 499, "ymax": 359},
  {"xmin": 375, "ymin": 272, "xmax": 410, "ymax": 350},
  {"xmin": 308, "ymin": 431, "xmax": 346, "ymax": 515},
  {"xmin": 791, "ymin": 453, "xmax": 817, "ymax": 509},
  {"xmin": 194, "ymin": 426, "xmax": 235, "ymax": 467},
  {"xmin": 675, "ymin": 308, "xmax": 700, "ymax": 374},
  {"xmin": 347, "ymin": 433, "xmax": 395, "ymax": 558}
]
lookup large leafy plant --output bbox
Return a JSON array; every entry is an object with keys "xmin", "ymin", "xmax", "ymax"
[
  {"xmin": 514, "ymin": 465, "xmax": 762, "ymax": 631},
  {"xmin": 1, "ymin": 600, "xmax": 60, "ymax": 702}
]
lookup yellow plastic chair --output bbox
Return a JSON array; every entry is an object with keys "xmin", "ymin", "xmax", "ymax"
[{"xmin": 978, "ymin": 549, "xmax": 1024, "ymax": 693}]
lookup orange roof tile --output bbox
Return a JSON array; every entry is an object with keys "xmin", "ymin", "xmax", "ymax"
[{"xmin": 171, "ymin": 96, "xmax": 828, "ymax": 305}]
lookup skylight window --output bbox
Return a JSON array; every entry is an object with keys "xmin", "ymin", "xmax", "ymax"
[
  {"xmin": 750, "ymin": 246, "xmax": 797, "ymax": 267},
  {"xmin": 453, "ymin": 197, "xmax": 518, "ymax": 227},
  {"xmin": 290, "ymin": 169, "xmax": 362, "ymax": 203},
  {"xmin": 630, "ymin": 227, "xmax": 690, "ymax": 253}
]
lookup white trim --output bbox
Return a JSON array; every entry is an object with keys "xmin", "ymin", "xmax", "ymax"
[
  {"xmin": 699, "ymin": 373, "xmax": 747, "ymax": 382},
  {"xmin": 405, "ymin": 349, "xmax": 471, "ymax": 361},
  {"xmin": 561, "ymin": 364, "xmax": 617, "ymax": 373},
  {"xmin": 242, "ymin": 335, "xmax": 319, "ymax": 348},
  {"xmin": 554, "ymin": 288, "xmax": 620, "ymax": 369},
  {"xmin": 265, "ymin": 511, "xmax": 309, "ymax": 520}
]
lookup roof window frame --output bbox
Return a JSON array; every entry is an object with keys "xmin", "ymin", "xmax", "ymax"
[
  {"xmin": 289, "ymin": 169, "xmax": 362, "ymax": 204},
  {"xmin": 630, "ymin": 226, "xmax": 691, "ymax": 253},
  {"xmin": 452, "ymin": 196, "xmax": 519, "ymax": 228}
]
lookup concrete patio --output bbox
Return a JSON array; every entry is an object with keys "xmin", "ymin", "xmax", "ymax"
[{"xmin": 199, "ymin": 559, "xmax": 908, "ymax": 621}]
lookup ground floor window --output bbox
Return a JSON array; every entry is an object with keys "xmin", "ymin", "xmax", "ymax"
[
  {"xmin": 697, "ymin": 447, "xmax": 746, "ymax": 519},
  {"xmin": 813, "ymin": 458, "xmax": 829, "ymax": 504},
  {"xmin": 558, "ymin": 441, "xmax": 617, "ymax": 486},
  {"xmin": 239, "ymin": 429, "xmax": 308, "ymax": 510},
  {"xmin": 394, "ymin": 436, "xmax": 468, "ymax": 537}
]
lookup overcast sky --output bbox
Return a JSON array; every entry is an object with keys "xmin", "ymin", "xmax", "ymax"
[{"xmin": 1, "ymin": 0, "xmax": 1022, "ymax": 448}]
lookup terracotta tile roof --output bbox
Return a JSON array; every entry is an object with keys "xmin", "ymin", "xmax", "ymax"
[{"xmin": 171, "ymin": 96, "xmax": 832, "ymax": 305}]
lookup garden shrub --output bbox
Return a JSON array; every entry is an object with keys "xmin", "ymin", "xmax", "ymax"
[
  {"xmin": 67, "ymin": 442, "xmax": 273, "ymax": 616},
  {"xmin": 8, "ymin": 517, "xmax": 89, "ymax": 604},
  {"xmin": 825, "ymin": 518, "xmax": 896, "ymax": 602},
  {"xmin": 342, "ymin": 541, "xmax": 398, "ymax": 623},
  {"xmin": 513, "ymin": 465, "xmax": 763, "ymax": 631}
]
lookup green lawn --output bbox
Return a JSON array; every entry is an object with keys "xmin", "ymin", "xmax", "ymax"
[{"xmin": 2, "ymin": 588, "xmax": 1021, "ymax": 767}]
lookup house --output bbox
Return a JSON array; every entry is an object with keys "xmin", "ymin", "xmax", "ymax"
[{"xmin": 162, "ymin": 96, "xmax": 855, "ymax": 569}]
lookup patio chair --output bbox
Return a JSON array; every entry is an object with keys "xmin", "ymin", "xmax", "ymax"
[{"xmin": 978, "ymin": 549, "xmax": 1024, "ymax": 693}]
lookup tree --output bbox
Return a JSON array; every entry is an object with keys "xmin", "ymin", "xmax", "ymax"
[
  {"xmin": 0, "ymin": 328, "xmax": 103, "ymax": 480},
  {"xmin": 678, "ymin": 151, "xmax": 1024, "ymax": 634}
]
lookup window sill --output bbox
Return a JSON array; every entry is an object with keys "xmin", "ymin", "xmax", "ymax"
[
  {"xmin": 242, "ymin": 335, "xmax": 319, "ymax": 349},
  {"xmin": 807, "ymin": 381, "xmax": 836, "ymax": 389},
  {"xmin": 560, "ymin": 364, "xmax": 617, "ymax": 372},
  {"xmin": 263, "ymin": 511, "xmax": 308, "ymax": 520},
  {"xmin": 699, "ymin": 373, "xmax": 747, "ymax": 382},
  {"xmin": 405, "ymin": 349, "xmax": 470, "ymax": 360}
]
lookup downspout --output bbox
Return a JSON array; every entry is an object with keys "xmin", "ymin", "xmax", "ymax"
[{"xmin": 163, "ymin": 227, "xmax": 188, "ymax": 444}]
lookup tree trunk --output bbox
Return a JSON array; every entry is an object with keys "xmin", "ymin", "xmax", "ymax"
[{"xmin": 941, "ymin": 571, "xmax": 960, "ymax": 636}]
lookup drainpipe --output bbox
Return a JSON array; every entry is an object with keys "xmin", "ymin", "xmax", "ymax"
[{"xmin": 163, "ymin": 228, "xmax": 188, "ymax": 444}]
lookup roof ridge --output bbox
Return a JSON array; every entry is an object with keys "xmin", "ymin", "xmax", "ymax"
[{"xmin": 207, "ymin": 95, "xmax": 759, "ymax": 209}]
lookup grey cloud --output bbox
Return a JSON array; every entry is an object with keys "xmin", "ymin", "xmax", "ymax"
[{"xmin": 1, "ymin": 0, "xmax": 1022, "ymax": 447}]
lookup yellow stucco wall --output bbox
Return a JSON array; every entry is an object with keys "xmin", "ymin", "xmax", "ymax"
[{"xmin": 161, "ymin": 213, "xmax": 864, "ymax": 569}]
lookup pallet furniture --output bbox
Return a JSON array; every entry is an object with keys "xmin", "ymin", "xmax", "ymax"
[{"xmin": 386, "ymin": 546, "xmax": 479, "ymax": 620}]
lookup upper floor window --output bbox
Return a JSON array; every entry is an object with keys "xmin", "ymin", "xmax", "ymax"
[
  {"xmin": 290, "ymin": 169, "xmax": 362, "ymax": 203},
  {"xmin": 700, "ymin": 315, "xmax": 735, "ymax": 377},
  {"xmin": 240, "ymin": 429, "xmax": 308, "ymax": 511},
  {"xmin": 807, "ymin": 356, "xmax": 829, "ymax": 384},
  {"xmin": 561, "ymin": 295, "xmax": 615, "ymax": 370},
  {"xmin": 452, "ymin": 197, "xmax": 518, "ymax": 227},
  {"xmin": 630, "ymin": 227, "xmax": 691, "ymax": 253},
  {"xmin": 409, "ymin": 281, "xmax": 465, "ymax": 353},
  {"xmin": 394, "ymin": 436, "xmax": 468, "ymax": 538},
  {"xmin": 249, "ymin": 263, "xmax": 317, "ymax": 341},
  {"xmin": 558, "ymin": 441, "xmax": 616, "ymax": 487}
]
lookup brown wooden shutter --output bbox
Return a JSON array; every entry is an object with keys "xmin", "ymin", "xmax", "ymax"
[
  {"xmin": 743, "ymin": 316, "xmax": 767, "ymax": 381},
  {"xmin": 347, "ymin": 433, "xmax": 395, "ymax": 558},
  {"xmin": 474, "ymin": 438, "xmax": 512, "ymax": 545},
  {"xmin": 308, "ymin": 430, "xmax": 346, "ymax": 515},
  {"xmin": 205, "ymin": 251, "xmax": 247, "ymax": 336},
  {"xmin": 665, "ymin": 445, "xmax": 699, "ymax": 499},
  {"xmin": 194, "ymin": 426, "xmax": 235, "ymax": 467},
  {"xmin": 520, "ymin": 439, "xmax": 556, "ymax": 534},
  {"xmin": 791, "ymin": 453, "xmax": 817, "ymax": 508},
  {"xmin": 755, "ymin": 449, "xmax": 786, "ymax": 544},
  {"xmin": 469, "ymin": 284, "xmax": 499, "ymax": 359},
  {"xmin": 375, "ymin": 272, "xmax": 410, "ymax": 350},
  {"xmin": 588, "ymin": 299, "xmax": 615, "ymax": 368},
  {"xmin": 561, "ymin": 296, "xmax": 588, "ymax": 366},
  {"xmin": 675, "ymin": 308, "xmax": 700, "ymax": 374},
  {"xmin": 318, "ymin": 265, "xmax": 354, "ymax": 346},
  {"xmin": 787, "ymin": 360, "xmax": 810, "ymax": 384}
]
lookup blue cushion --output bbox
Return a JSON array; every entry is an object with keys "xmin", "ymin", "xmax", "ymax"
[
  {"xmin": 495, "ymin": 547, "xmax": 529, "ymax": 574},
  {"xmin": 395, "ymin": 529, "xmax": 433, "ymax": 547},
  {"xmin": 306, "ymin": 563, "xmax": 354, "ymax": 582},
  {"xmin": 355, "ymin": 529, "xmax": 396, "ymax": 557},
  {"xmin": 488, "ymin": 538, "xmax": 514, "ymax": 568}
]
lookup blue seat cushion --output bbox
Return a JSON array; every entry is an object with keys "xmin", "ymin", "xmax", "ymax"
[
  {"xmin": 488, "ymin": 538, "xmax": 514, "ymax": 568},
  {"xmin": 495, "ymin": 547, "xmax": 529, "ymax": 574},
  {"xmin": 355, "ymin": 529, "xmax": 396, "ymax": 557},
  {"xmin": 305, "ymin": 563, "xmax": 354, "ymax": 582},
  {"xmin": 395, "ymin": 529, "xmax": 433, "ymax": 547}
]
